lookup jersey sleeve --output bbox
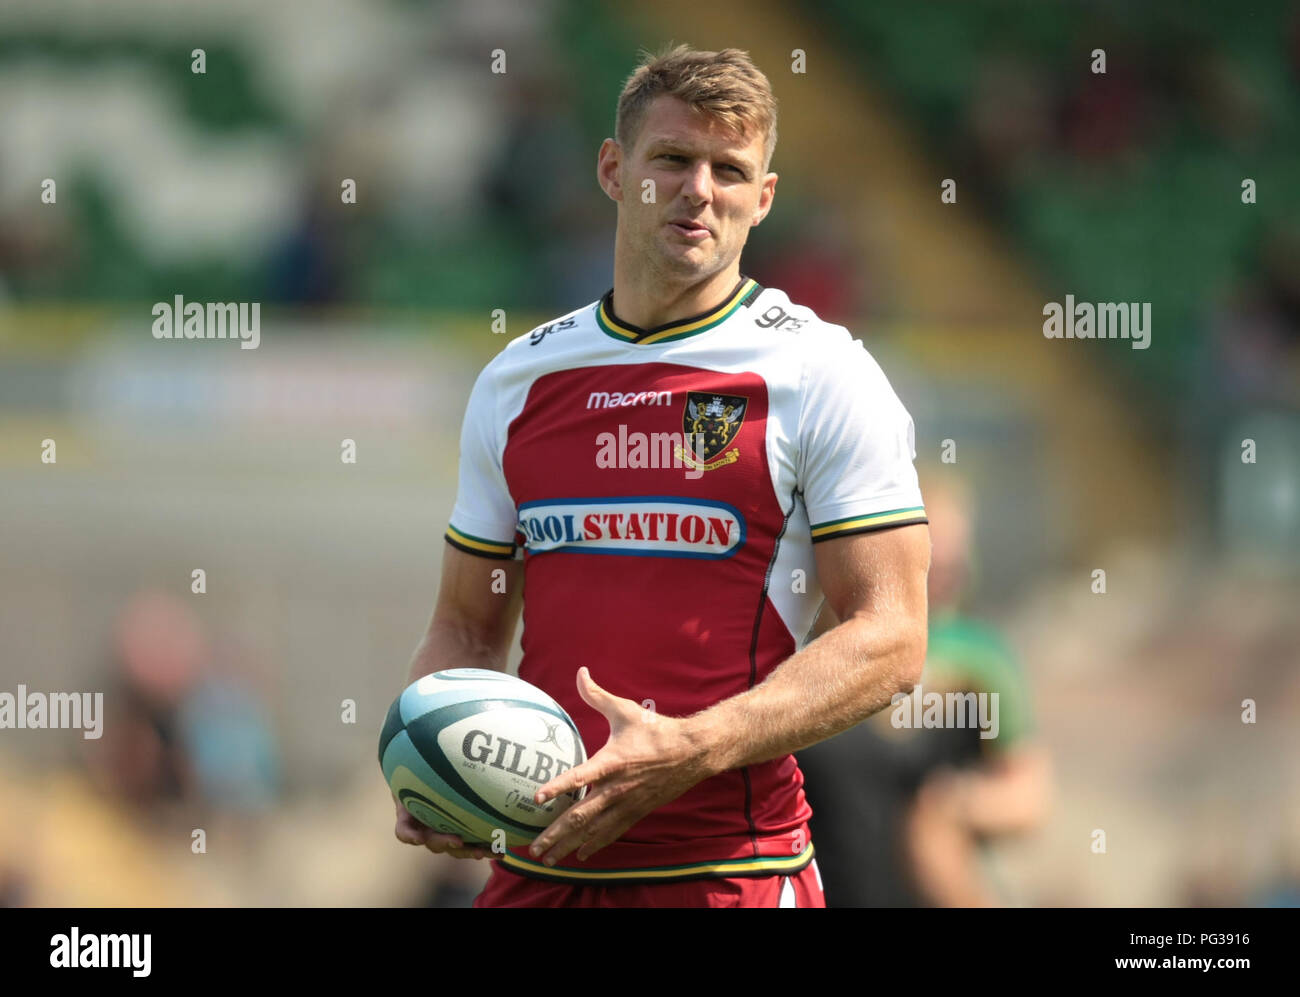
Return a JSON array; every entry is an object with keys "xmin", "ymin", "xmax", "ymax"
[
  {"xmin": 445, "ymin": 361, "xmax": 519, "ymax": 559},
  {"xmin": 798, "ymin": 331, "xmax": 927, "ymax": 542}
]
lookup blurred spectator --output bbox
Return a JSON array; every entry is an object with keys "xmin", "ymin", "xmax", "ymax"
[
  {"xmin": 798, "ymin": 473, "xmax": 1051, "ymax": 906},
  {"xmin": 1059, "ymin": 57, "xmax": 1151, "ymax": 164},
  {"xmin": 481, "ymin": 69, "xmax": 589, "ymax": 239},
  {"xmin": 87, "ymin": 590, "xmax": 205, "ymax": 810},
  {"xmin": 1210, "ymin": 220, "xmax": 1300, "ymax": 391},
  {"xmin": 86, "ymin": 590, "xmax": 280, "ymax": 818},
  {"xmin": 265, "ymin": 181, "xmax": 347, "ymax": 305},
  {"xmin": 967, "ymin": 55, "xmax": 1057, "ymax": 187},
  {"xmin": 179, "ymin": 637, "xmax": 280, "ymax": 816},
  {"xmin": 480, "ymin": 67, "xmax": 604, "ymax": 308}
]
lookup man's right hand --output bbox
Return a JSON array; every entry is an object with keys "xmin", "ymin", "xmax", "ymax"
[
  {"xmin": 394, "ymin": 547, "xmax": 523, "ymax": 861},
  {"xmin": 393, "ymin": 795, "xmax": 490, "ymax": 860}
]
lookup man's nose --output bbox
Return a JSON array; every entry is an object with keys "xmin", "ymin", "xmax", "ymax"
[{"xmin": 681, "ymin": 160, "xmax": 711, "ymax": 202}]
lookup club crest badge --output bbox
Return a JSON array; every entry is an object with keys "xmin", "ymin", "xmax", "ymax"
[{"xmin": 676, "ymin": 392, "xmax": 747, "ymax": 472}]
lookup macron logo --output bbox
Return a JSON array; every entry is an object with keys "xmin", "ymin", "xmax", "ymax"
[{"xmin": 586, "ymin": 390, "xmax": 672, "ymax": 410}]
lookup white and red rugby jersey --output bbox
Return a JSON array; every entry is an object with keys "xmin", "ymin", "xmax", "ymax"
[{"xmin": 445, "ymin": 275, "xmax": 927, "ymax": 884}]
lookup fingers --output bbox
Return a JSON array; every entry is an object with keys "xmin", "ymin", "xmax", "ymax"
[
  {"xmin": 529, "ymin": 786, "xmax": 623, "ymax": 866},
  {"xmin": 411, "ymin": 829, "xmax": 490, "ymax": 860},
  {"xmin": 575, "ymin": 666, "xmax": 602, "ymax": 710},
  {"xmin": 535, "ymin": 755, "xmax": 603, "ymax": 805},
  {"xmin": 394, "ymin": 808, "xmax": 490, "ymax": 859},
  {"xmin": 574, "ymin": 666, "xmax": 632, "ymax": 720},
  {"xmin": 394, "ymin": 816, "xmax": 431, "ymax": 846}
]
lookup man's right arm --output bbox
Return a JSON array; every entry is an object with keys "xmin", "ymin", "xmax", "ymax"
[
  {"xmin": 405, "ymin": 544, "xmax": 523, "ymax": 685},
  {"xmin": 393, "ymin": 544, "xmax": 523, "ymax": 859}
]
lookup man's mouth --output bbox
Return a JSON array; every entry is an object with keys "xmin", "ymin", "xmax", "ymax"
[{"xmin": 668, "ymin": 219, "xmax": 711, "ymax": 240}]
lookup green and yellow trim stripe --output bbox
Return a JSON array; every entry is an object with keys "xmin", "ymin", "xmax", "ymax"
[
  {"xmin": 597, "ymin": 277, "xmax": 760, "ymax": 346},
  {"xmin": 499, "ymin": 841, "xmax": 814, "ymax": 885},
  {"xmin": 811, "ymin": 506, "xmax": 928, "ymax": 542},
  {"xmin": 445, "ymin": 524, "xmax": 515, "ymax": 559}
]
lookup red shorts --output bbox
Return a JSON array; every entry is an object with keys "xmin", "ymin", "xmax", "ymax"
[{"xmin": 473, "ymin": 858, "xmax": 825, "ymax": 908}]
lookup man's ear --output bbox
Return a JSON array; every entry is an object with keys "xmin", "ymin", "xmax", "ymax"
[
  {"xmin": 597, "ymin": 138, "xmax": 623, "ymax": 202},
  {"xmin": 752, "ymin": 172, "xmax": 778, "ymax": 226}
]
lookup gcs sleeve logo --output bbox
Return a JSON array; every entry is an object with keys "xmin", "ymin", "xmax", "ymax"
[
  {"xmin": 529, "ymin": 317, "xmax": 577, "ymax": 346},
  {"xmin": 754, "ymin": 305, "xmax": 805, "ymax": 332}
]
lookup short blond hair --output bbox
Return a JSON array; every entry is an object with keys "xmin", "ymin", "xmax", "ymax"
[{"xmin": 615, "ymin": 44, "xmax": 778, "ymax": 172}]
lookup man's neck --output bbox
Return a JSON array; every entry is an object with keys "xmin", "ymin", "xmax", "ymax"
[{"xmin": 610, "ymin": 240, "xmax": 743, "ymax": 329}]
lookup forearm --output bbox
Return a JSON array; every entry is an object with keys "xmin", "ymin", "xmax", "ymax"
[
  {"xmin": 687, "ymin": 610, "xmax": 926, "ymax": 776},
  {"xmin": 405, "ymin": 549, "xmax": 523, "ymax": 686},
  {"xmin": 405, "ymin": 612, "xmax": 513, "ymax": 685}
]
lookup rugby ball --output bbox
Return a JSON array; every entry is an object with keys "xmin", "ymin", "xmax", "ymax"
[{"xmin": 379, "ymin": 668, "xmax": 587, "ymax": 847}]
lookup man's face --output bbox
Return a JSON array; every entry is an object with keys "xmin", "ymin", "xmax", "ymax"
[{"xmin": 599, "ymin": 95, "xmax": 777, "ymax": 280}]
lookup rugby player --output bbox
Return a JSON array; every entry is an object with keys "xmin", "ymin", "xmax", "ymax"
[{"xmin": 394, "ymin": 44, "xmax": 931, "ymax": 908}]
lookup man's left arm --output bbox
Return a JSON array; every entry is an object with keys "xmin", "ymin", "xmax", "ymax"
[{"xmin": 529, "ymin": 522, "xmax": 930, "ymax": 865}]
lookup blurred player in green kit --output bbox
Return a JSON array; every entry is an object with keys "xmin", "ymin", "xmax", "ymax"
[{"xmin": 798, "ymin": 473, "xmax": 1052, "ymax": 906}]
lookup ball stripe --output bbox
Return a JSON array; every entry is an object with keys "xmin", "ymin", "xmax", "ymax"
[
  {"xmin": 383, "ymin": 734, "xmax": 504, "ymax": 839},
  {"xmin": 377, "ymin": 696, "xmax": 406, "ymax": 763}
]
